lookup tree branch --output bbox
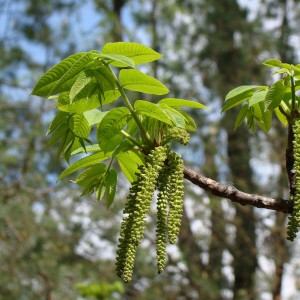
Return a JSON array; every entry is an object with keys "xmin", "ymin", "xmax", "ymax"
[{"xmin": 183, "ymin": 166, "xmax": 293, "ymax": 214}]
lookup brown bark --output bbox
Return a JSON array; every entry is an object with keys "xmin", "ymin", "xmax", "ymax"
[{"xmin": 183, "ymin": 166, "xmax": 292, "ymax": 213}]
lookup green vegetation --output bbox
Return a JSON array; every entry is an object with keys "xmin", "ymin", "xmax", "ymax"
[{"xmin": 32, "ymin": 42, "xmax": 205, "ymax": 281}]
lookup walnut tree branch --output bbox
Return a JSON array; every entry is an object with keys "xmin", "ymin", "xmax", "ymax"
[{"xmin": 183, "ymin": 166, "xmax": 293, "ymax": 214}]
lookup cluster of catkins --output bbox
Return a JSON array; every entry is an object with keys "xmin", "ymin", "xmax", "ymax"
[
  {"xmin": 287, "ymin": 117, "xmax": 300, "ymax": 241},
  {"xmin": 116, "ymin": 128, "xmax": 188, "ymax": 282}
]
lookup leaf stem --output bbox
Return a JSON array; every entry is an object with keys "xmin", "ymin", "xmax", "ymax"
[
  {"xmin": 106, "ymin": 65, "xmax": 152, "ymax": 146},
  {"xmin": 121, "ymin": 130, "xmax": 145, "ymax": 149},
  {"xmin": 291, "ymin": 75, "xmax": 296, "ymax": 114}
]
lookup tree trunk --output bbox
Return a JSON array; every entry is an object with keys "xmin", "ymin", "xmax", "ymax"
[{"xmin": 226, "ymin": 121, "xmax": 257, "ymax": 300}]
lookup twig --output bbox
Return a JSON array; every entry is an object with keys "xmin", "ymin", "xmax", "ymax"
[{"xmin": 183, "ymin": 166, "xmax": 293, "ymax": 213}]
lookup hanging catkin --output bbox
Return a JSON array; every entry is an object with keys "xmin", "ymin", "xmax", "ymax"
[
  {"xmin": 116, "ymin": 145, "xmax": 168, "ymax": 282},
  {"xmin": 287, "ymin": 117, "xmax": 300, "ymax": 240}
]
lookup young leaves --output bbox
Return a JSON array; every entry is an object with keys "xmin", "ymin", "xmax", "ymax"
[
  {"xmin": 32, "ymin": 52, "xmax": 95, "ymax": 97},
  {"xmin": 134, "ymin": 100, "xmax": 173, "ymax": 125},
  {"xmin": 97, "ymin": 107, "xmax": 130, "ymax": 152},
  {"xmin": 33, "ymin": 41, "xmax": 200, "ymax": 213},
  {"xmin": 102, "ymin": 42, "xmax": 162, "ymax": 65},
  {"xmin": 264, "ymin": 80, "xmax": 288, "ymax": 110},
  {"xmin": 116, "ymin": 151, "xmax": 142, "ymax": 182},
  {"xmin": 222, "ymin": 85, "xmax": 267, "ymax": 112},
  {"xmin": 105, "ymin": 169, "xmax": 117, "ymax": 208},
  {"xmin": 120, "ymin": 69, "xmax": 169, "ymax": 95},
  {"xmin": 223, "ymin": 59, "xmax": 300, "ymax": 131},
  {"xmin": 158, "ymin": 98, "xmax": 206, "ymax": 109},
  {"xmin": 57, "ymin": 151, "xmax": 113, "ymax": 181},
  {"xmin": 69, "ymin": 114, "xmax": 90, "ymax": 138}
]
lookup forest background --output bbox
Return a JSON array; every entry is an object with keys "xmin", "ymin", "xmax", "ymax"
[{"xmin": 1, "ymin": 0, "xmax": 300, "ymax": 299}]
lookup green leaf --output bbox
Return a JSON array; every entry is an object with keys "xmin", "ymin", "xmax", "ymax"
[
  {"xmin": 71, "ymin": 144, "xmax": 101, "ymax": 155},
  {"xmin": 105, "ymin": 169, "xmax": 117, "ymax": 208},
  {"xmin": 112, "ymin": 139, "xmax": 136, "ymax": 158},
  {"xmin": 116, "ymin": 152, "xmax": 140, "ymax": 182},
  {"xmin": 125, "ymin": 116, "xmax": 139, "ymax": 136},
  {"xmin": 74, "ymin": 164, "xmax": 107, "ymax": 185},
  {"xmin": 171, "ymin": 107, "xmax": 197, "ymax": 131},
  {"xmin": 248, "ymin": 91, "xmax": 268, "ymax": 107},
  {"xmin": 280, "ymin": 101, "xmax": 291, "ymax": 116},
  {"xmin": 69, "ymin": 70, "xmax": 93, "ymax": 102},
  {"xmin": 47, "ymin": 111, "xmax": 69, "ymax": 135},
  {"xmin": 102, "ymin": 42, "xmax": 162, "ymax": 65},
  {"xmin": 69, "ymin": 114, "xmax": 91, "ymax": 138},
  {"xmin": 264, "ymin": 80, "xmax": 287, "ymax": 110},
  {"xmin": 96, "ymin": 180, "xmax": 106, "ymax": 201},
  {"xmin": 274, "ymin": 107, "xmax": 288, "ymax": 126},
  {"xmin": 32, "ymin": 52, "xmax": 95, "ymax": 97},
  {"xmin": 134, "ymin": 100, "xmax": 173, "ymax": 125},
  {"xmin": 234, "ymin": 105, "xmax": 248, "ymax": 130},
  {"xmin": 159, "ymin": 104, "xmax": 186, "ymax": 128},
  {"xmin": 262, "ymin": 59, "xmax": 282, "ymax": 68},
  {"xmin": 223, "ymin": 85, "xmax": 266, "ymax": 112},
  {"xmin": 273, "ymin": 68, "xmax": 291, "ymax": 76},
  {"xmin": 225, "ymin": 85, "xmax": 266, "ymax": 101},
  {"xmin": 127, "ymin": 149, "xmax": 145, "ymax": 165},
  {"xmin": 120, "ymin": 69, "xmax": 169, "ymax": 95},
  {"xmin": 158, "ymin": 98, "xmax": 206, "ymax": 109},
  {"xmin": 98, "ymin": 53, "xmax": 135, "ymax": 68},
  {"xmin": 222, "ymin": 90, "xmax": 254, "ymax": 112},
  {"xmin": 253, "ymin": 102, "xmax": 272, "ymax": 133},
  {"xmin": 97, "ymin": 107, "xmax": 130, "ymax": 152},
  {"xmin": 100, "ymin": 90, "xmax": 121, "ymax": 105},
  {"xmin": 93, "ymin": 66, "xmax": 117, "ymax": 91},
  {"xmin": 246, "ymin": 109, "xmax": 255, "ymax": 132},
  {"xmin": 56, "ymin": 130, "xmax": 74, "ymax": 161},
  {"xmin": 57, "ymin": 151, "xmax": 112, "ymax": 181},
  {"xmin": 45, "ymin": 122, "xmax": 68, "ymax": 149},
  {"xmin": 57, "ymin": 90, "xmax": 101, "ymax": 114},
  {"xmin": 83, "ymin": 109, "xmax": 108, "ymax": 126}
]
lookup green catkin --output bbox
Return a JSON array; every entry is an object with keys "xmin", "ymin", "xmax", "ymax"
[
  {"xmin": 166, "ymin": 151, "xmax": 184, "ymax": 244},
  {"xmin": 116, "ymin": 145, "xmax": 168, "ymax": 282},
  {"xmin": 287, "ymin": 117, "xmax": 300, "ymax": 241},
  {"xmin": 162, "ymin": 127, "xmax": 190, "ymax": 145},
  {"xmin": 156, "ymin": 166, "xmax": 170, "ymax": 273}
]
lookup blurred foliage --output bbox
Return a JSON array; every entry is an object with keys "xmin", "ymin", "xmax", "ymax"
[{"xmin": 77, "ymin": 281, "xmax": 124, "ymax": 299}]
